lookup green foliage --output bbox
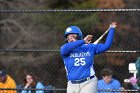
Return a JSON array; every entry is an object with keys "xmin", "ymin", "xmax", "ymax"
[
  {"xmin": 71, "ymin": 0, "xmax": 97, "ymax": 9},
  {"xmin": 32, "ymin": 12, "xmax": 100, "ymax": 33},
  {"xmin": 42, "ymin": 0, "xmax": 97, "ymax": 9},
  {"xmin": 31, "ymin": 11, "xmax": 100, "ymax": 49}
]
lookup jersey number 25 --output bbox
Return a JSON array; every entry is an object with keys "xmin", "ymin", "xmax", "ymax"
[{"xmin": 74, "ymin": 58, "xmax": 86, "ymax": 66}]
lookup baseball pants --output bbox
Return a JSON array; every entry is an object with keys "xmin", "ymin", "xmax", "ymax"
[{"xmin": 67, "ymin": 76, "xmax": 98, "ymax": 93}]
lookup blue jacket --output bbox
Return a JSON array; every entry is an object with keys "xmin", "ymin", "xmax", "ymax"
[{"xmin": 21, "ymin": 82, "xmax": 44, "ymax": 93}]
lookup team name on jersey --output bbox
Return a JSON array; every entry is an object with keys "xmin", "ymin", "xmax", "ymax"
[{"xmin": 70, "ymin": 52, "xmax": 90, "ymax": 57}]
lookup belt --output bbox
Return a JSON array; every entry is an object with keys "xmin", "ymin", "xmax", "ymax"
[{"xmin": 69, "ymin": 75, "xmax": 95, "ymax": 84}]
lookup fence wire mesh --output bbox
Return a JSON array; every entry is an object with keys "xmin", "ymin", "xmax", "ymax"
[{"xmin": 0, "ymin": 9, "xmax": 140, "ymax": 93}]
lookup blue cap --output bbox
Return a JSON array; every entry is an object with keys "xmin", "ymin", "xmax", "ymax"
[{"xmin": 64, "ymin": 26, "xmax": 83, "ymax": 39}]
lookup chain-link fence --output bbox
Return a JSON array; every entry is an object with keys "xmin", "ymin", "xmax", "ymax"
[{"xmin": 0, "ymin": 9, "xmax": 140, "ymax": 93}]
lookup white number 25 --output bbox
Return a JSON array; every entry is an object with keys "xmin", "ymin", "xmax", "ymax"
[{"xmin": 74, "ymin": 58, "xmax": 86, "ymax": 66}]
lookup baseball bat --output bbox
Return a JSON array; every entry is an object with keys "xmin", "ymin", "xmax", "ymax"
[{"xmin": 93, "ymin": 27, "xmax": 110, "ymax": 44}]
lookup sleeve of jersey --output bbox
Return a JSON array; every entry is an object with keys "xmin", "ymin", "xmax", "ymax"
[
  {"xmin": 95, "ymin": 28, "xmax": 115, "ymax": 54},
  {"xmin": 60, "ymin": 40, "xmax": 85, "ymax": 56},
  {"xmin": 114, "ymin": 80, "xmax": 121, "ymax": 93}
]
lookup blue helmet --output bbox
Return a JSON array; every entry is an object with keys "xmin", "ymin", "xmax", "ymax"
[{"xmin": 64, "ymin": 26, "xmax": 83, "ymax": 39}]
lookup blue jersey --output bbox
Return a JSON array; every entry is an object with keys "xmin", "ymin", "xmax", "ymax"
[
  {"xmin": 97, "ymin": 78, "xmax": 121, "ymax": 93},
  {"xmin": 60, "ymin": 28, "xmax": 115, "ymax": 81}
]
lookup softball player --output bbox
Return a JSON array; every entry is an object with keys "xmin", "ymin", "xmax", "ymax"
[{"xmin": 60, "ymin": 22, "xmax": 117, "ymax": 93}]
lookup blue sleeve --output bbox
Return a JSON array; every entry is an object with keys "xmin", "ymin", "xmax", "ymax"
[
  {"xmin": 97, "ymin": 81, "xmax": 102, "ymax": 93},
  {"xmin": 21, "ymin": 86, "xmax": 29, "ymax": 93},
  {"xmin": 21, "ymin": 90, "xmax": 28, "ymax": 93},
  {"xmin": 60, "ymin": 40, "xmax": 85, "ymax": 56},
  {"xmin": 36, "ymin": 82, "xmax": 45, "ymax": 93},
  {"xmin": 114, "ymin": 81, "xmax": 121, "ymax": 93},
  {"xmin": 95, "ymin": 28, "xmax": 115, "ymax": 54}
]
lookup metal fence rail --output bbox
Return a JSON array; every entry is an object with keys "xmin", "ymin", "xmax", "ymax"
[
  {"xmin": 0, "ymin": 88, "xmax": 140, "ymax": 92},
  {"xmin": 0, "ymin": 49, "xmax": 140, "ymax": 53},
  {"xmin": 0, "ymin": 9, "xmax": 140, "ymax": 13}
]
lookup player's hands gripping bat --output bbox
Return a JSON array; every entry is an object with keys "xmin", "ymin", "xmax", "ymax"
[
  {"xmin": 84, "ymin": 35, "xmax": 93, "ymax": 44},
  {"xmin": 93, "ymin": 22, "xmax": 117, "ymax": 44}
]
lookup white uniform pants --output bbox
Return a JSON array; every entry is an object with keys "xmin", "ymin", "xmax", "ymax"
[{"xmin": 67, "ymin": 76, "xmax": 98, "ymax": 93}]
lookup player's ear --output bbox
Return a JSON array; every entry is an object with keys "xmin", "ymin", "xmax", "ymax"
[{"xmin": 74, "ymin": 34, "xmax": 78, "ymax": 39}]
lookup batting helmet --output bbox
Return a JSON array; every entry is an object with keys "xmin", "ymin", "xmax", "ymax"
[{"xmin": 64, "ymin": 26, "xmax": 83, "ymax": 39}]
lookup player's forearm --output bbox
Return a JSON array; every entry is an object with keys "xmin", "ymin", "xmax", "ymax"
[
  {"xmin": 98, "ymin": 28, "xmax": 115, "ymax": 52},
  {"xmin": 61, "ymin": 40, "xmax": 85, "ymax": 56},
  {"xmin": 105, "ymin": 28, "xmax": 115, "ymax": 46}
]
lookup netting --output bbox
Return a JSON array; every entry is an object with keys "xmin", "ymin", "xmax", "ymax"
[{"xmin": 0, "ymin": 9, "xmax": 140, "ymax": 93}]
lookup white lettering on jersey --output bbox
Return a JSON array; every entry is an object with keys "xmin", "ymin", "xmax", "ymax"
[{"xmin": 70, "ymin": 52, "xmax": 90, "ymax": 57}]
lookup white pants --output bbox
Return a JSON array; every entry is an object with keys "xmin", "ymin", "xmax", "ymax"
[{"xmin": 67, "ymin": 76, "xmax": 98, "ymax": 93}]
